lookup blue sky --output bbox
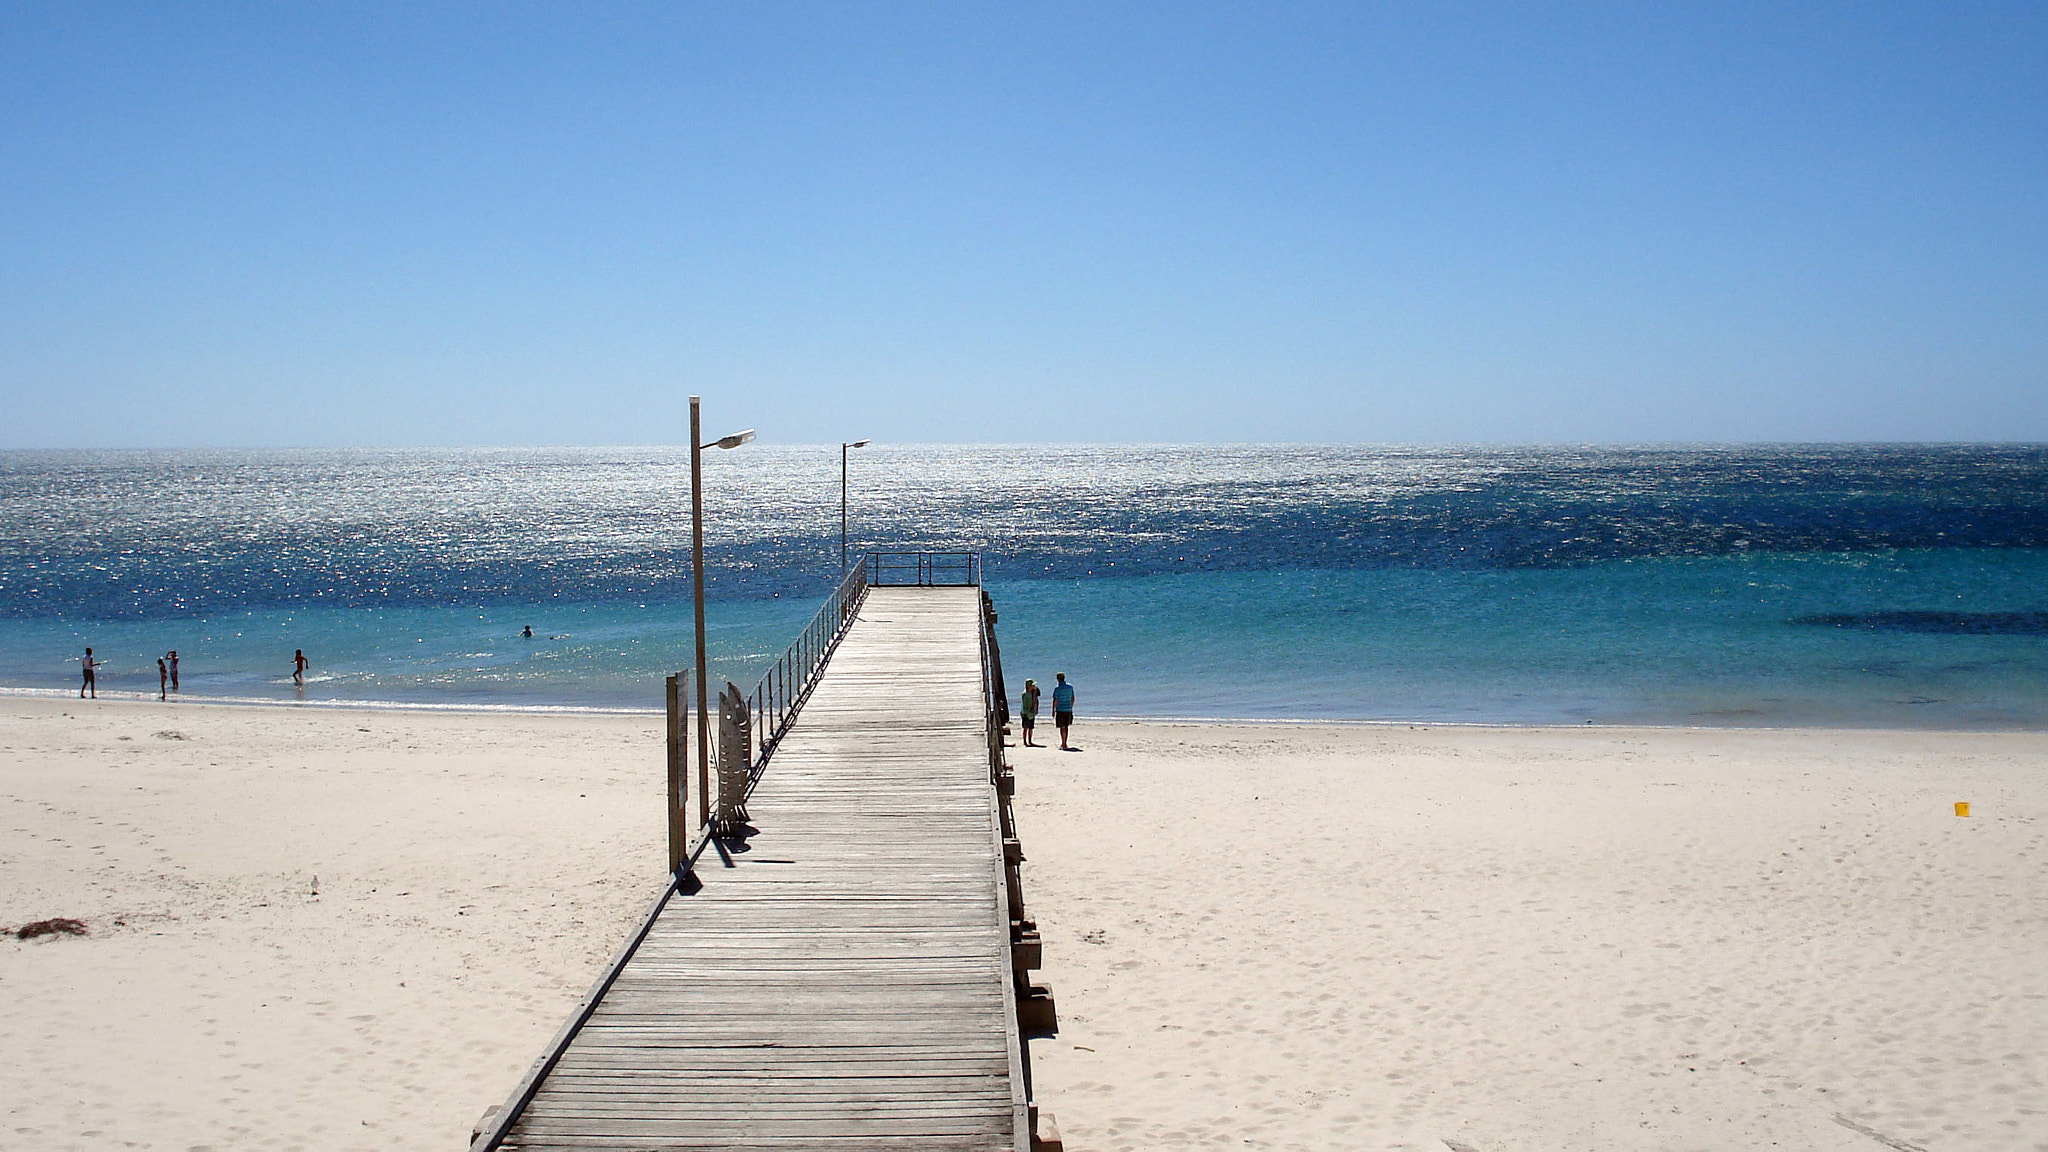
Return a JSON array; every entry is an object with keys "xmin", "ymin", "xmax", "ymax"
[{"xmin": 2, "ymin": 2, "xmax": 2042, "ymax": 447}]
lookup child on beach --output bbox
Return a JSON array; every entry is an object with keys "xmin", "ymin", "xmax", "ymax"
[
  {"xmin": 158, "ymin": 657, "xmax": 168, "ymax": 700},
  {"xmin": 292, "ymin": 649, "xmax": 308, "ymax": 687},
  {"xmin": 1020, "ymin": 679, "xmax": 1040, "ymax": 746}
]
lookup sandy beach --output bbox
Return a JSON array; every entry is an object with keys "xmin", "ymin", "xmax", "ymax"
[
  {"xmin": 0, "ymin": 695, "xmax": 665, "ymax": 1152},
  {"xmin": 4, "ymin": 696, "xmax": 2044, "ymax": 1151},
  {"xmin": 1012, "ymin": 722, "xmax": 2048, "ymax": 1152}
]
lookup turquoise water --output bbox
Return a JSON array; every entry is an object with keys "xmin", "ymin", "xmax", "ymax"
[
  {"xmin": 2, "ymin": 445, "xmax": 2044, "ymax": 727},
  {"xmin": 0, "ymin": 598, "xmax": 816, "ymax": 710},
  {"xmin": 993, "ymin": 549, "xmax": 2048, "ymax": 728}
]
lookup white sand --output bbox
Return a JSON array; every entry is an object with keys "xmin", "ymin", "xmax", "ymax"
[
  {"xmin": 1013, "ymin": 722, "xmax": 2048, "ymax": 1152},
  {"xmin": 0, "ymin": 696, "xmax": 664, "ymax": 1151},
  {"xmin": 4, "ymin": 697, "xmax": 2044, "ymax": 1151}
]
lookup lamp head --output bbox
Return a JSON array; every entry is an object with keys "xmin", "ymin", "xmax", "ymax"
[
  {"xmin": 710, "ymin": 430, "xmax": 755, "ymax": 450},
  {"xmin": 848, "ymin": 439, "xmax": 870, "ymax": 449}
]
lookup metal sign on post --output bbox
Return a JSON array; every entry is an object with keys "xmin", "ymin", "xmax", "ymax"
[{"xmin": 715, "ymin": 681, "xmax": 752, "ymax": 836}]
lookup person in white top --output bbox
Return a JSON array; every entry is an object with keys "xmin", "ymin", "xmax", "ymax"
[{"xmin": 80, "ymin": 647, "xmax": 97, "ymax": 699}]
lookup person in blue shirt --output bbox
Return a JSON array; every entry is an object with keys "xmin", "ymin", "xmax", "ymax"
[{"xmin": 1051, "ymin": 673, "xmax": 1076, "ymax": 750}]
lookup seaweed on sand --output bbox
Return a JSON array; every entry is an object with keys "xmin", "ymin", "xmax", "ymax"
[{"xmin": 15, "ymin": 918, "xmax": 88, "ymax": 940}]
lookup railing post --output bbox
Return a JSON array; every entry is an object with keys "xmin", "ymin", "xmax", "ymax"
[
  {"xmin": 696, "ymin": 670, "xmax": 710, "ymax": 832},
  {"xmin": 666, "ymin": 671, "xmax": 686, "ymax": 873}
]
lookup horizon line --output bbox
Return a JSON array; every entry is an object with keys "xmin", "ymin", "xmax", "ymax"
[{"xmin": 5, "ymin": 438, "xmax": 2048, "ymax": 454}]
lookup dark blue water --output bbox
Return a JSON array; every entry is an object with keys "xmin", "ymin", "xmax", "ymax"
[{"xmin": 2, "ymin": 445, "xmax": 2044, "ymax": 726}]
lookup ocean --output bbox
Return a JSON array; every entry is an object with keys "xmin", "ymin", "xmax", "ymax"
[{"xmin": 2, "ymin": 444, "xmax": 2045, "ymax": 728}]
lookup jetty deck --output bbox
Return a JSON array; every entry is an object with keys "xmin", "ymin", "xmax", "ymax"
[{"xmin": 475, "ymin": 581, "xmax": 1038, "ymax": 1151}]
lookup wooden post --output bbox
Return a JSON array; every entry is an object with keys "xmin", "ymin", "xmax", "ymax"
[{"xmin": 665, "ymin": 672, "xmax": 684, "ymax": 873}]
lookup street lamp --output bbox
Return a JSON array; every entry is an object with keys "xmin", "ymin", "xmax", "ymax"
[
  {"xmin": 841, "ymin": 439, "xmax": 870, "ymax": 577},
  {"xmin": 690, "ymin": 396, "xmax": 753, "ymax": 832}
]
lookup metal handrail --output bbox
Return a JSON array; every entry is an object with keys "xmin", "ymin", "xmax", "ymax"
[
  {"xmin": 714, "ymin": 551, "xmax": 981, "ymax": 819},
  {"xmin": 866, "ymin": 550, "xmax": 981, "ymax": 587},
  {"xmin": 741, "ymin": 558, "xmax": 872, "ymax": 783}
]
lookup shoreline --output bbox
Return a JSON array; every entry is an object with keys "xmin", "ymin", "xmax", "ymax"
[
  {"xmin": 7, "ymin": 686, "xmax": 2048, "ymax": 734},
  {"xmin": 0, "ymin": 685, "xmax": 662, "ymax": 716}
]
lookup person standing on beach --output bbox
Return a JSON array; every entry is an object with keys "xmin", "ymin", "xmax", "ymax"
[
  {"xmin": 80, "ymin": 647, "xmax": 97, "ymax": 699},
  {"xmin": 157, "ymin": 657, "xmax": 168, "ymax": 700},
  {"xmin": 167, "ymin": 650, "xmax": 179, "ymax": 691},
  {"xmin": 292, "ymin": 649, "xmax": 308, "ymax": 687},
  {"xmin": 1020, "ymin": 679, "xmax": 1041, "ymax": 747},
  {"xmin": 1052, "ymin": 672, "xmax": 1075, "ymax": 750}
]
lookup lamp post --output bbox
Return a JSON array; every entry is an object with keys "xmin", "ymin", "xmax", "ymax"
[
  {"xmin": 690, "ymin": 396, "xmax": 754, "ymax": 832},
  {"xmin": 840, "ymin": 439, "xmax": 870, "ymax": 577}
]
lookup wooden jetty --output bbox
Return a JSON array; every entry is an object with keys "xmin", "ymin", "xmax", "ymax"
[{"xmin": 473, "ymin": 554, "xmax": 1056, "ymax": 1151}]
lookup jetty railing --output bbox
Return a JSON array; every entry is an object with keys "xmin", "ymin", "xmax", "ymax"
[
  {"xmin": 729, "ymin": 553, "xmax": 985, "ymax": 808},
  {"xmin": 670, "ymin": 551, "xmax": 988, "ymax": 845},
  {"xmin": 868, "ymin": 549, "xmax": 980, "ymax": 587},
  {"xmin": 748, "ymin": 551, "xmax": 987, "ymax": 766},
  {"xmin": 666, "ymin": 559, "xmax": 874, "ymax": 854},
  {"xmin": 742, "ymin": 557, "xmax": 872, "ymax": 779}
]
